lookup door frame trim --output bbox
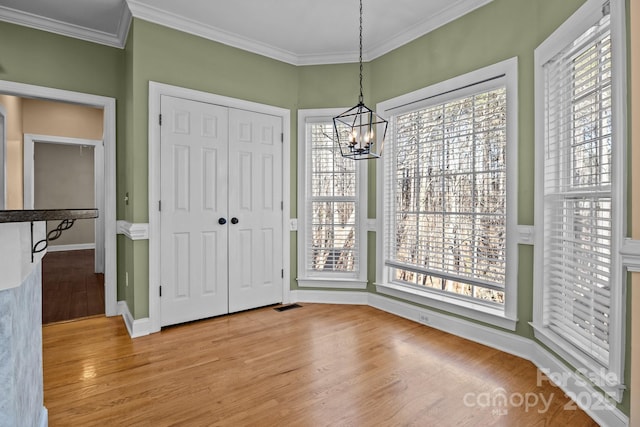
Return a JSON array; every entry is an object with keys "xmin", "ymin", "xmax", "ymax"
[
  {"xmin": 148, "ymin": 81, "xmax": 291, "ymax": 333},
  {"xmin": 23, "ymin": 134, "xmax": 105, "ymax": 273},
  {"xmin": 0, "ymin": 104, "xmax": 6, "ymax": 210},
  {"xmin": 0, "ymin": 79, "xmax": 117, "ymax": 316}
]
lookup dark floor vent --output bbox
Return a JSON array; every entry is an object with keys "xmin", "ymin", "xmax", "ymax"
[{"xmin": 274, "ymin": 303, "xmax": 302, "ymax": 312}]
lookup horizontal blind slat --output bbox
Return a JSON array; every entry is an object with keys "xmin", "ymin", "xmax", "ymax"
[
  {"xmin": 386, "ymin": 86, "xmax": 507, "ymax": 302},
  {"xmin": 541, "ymin": 12, "xmax": 612, "ymax": 368}
]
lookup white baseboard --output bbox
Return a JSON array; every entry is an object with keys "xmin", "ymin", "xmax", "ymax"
[
  {"xmin": 294, "ymin": 290, "xmax": 629, "ymax": 427},
  {"xmin": 47, "ymin": 243, "xmax": 95, "ymax": 252},
  {"xmin": 290, "ymin": 289, "xmax": 369, "ymax": 305},
  {"xmin": 39, "ymin": 407, "xmax": 48, "ymax": 427},
  {"xmin": 117, "ymin": 301, "xmax": 151, "ymax": 338},
  {"xmin": 529, "ymin": 346, "xmax": 628, "ymax": 427},
  {"xmin": 368, "ymin": 293, "xmax": 533, "ymax": 359}
]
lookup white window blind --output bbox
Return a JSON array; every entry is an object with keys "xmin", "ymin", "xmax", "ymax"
[
  {"xmin": 541, "ymin": 12, "xmax": 613, "ymax": 366},
  {"xmin": 305, "ymin": 122, "xmax": 359, "ymax": 275},
  {"xmin": 385, "ymin": 85, "xmax": 507, "ymax": 305}
]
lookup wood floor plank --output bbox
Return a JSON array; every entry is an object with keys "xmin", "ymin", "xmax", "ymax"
[
  {"xmin": 42, "ymin": 250, "xmax": 105, "ymax": 324},
  {"xmin": 43, "ymin": 304, "xmax": 599, "ymax": 426}
]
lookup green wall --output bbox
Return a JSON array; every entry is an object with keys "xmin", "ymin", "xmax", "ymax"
[
  {"xmin": 0, "ymin": 21, "xmax": 124, "ymax": 97},
  {"xmin": 122, "ymin": 19, "xmax": 300, "ymax": 317},
  {"xmin": 0, "ymin": 0, "xmax": 632, "ymax": 416}
]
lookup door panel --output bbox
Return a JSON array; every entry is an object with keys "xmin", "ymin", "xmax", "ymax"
[
  {"xmin": 160, "ymin": 97, "xmax": 283, "ymax": 326},
  {"xmin": 228, "ymin": 109, "xmax": 283, "ymax": 313},
  {"xmin": 160, "ymin": 96, "xmax": 229, "ymax": 326}
]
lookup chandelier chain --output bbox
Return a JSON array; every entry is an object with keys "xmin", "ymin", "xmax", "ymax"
[
  {"xmin": 359, "ymin": 0, "xmax": 363, "ymax": 104},
  {"xmin": 332, "ymin": 0, "xmax": 387, "ymax": 160}
]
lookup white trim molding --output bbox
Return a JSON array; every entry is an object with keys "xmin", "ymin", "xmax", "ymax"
[
  {"xmin": 0, "ymin": 3, "xmax": 131, "ymax": 48},
  {"xmin": 375, "ymin": 281, "xmax": 517, "ymax": 331},
  {"xmin": 290, "ymin": 289, "xmax": 369, "ymax": 305},
  {"xmin": 48, "ymin": 243, "xmax": 95, "ymax": 252},
  {"xmin": 297, "ymin": 278, "xmax": 368, "ymax": 290},
  {"xmin": 620, "ymin": 239, "xmax": 640, "ymax": 272},
  {"xmin": 127, "ymin": 0, "xmax": 493, "ymax": 65},
  {"xmin": 516, "ymin": 225, "xmax": 535, "ymax": 245},
  {"xmin": 127, "ymin": 0, "xmax": 299, "ymax": 65},
  {"xmin": 365, "ymin": 0, "xmax": 493, "ymax": 61},
  {"xmin": 0, "ymin": 104, "xmax": 6, "ymax": 210},
  {"xmin": 118, "ymin": 301, "xmax": 151, "ymax": 338},
  {"xmin": 117, "ymin": 220, "xmax": 149, "ymax": 240}
]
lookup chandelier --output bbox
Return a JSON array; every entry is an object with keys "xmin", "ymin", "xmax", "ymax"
[{"xmin": 332, "ymin": 0, "xmax": 388, "ymax": 160}]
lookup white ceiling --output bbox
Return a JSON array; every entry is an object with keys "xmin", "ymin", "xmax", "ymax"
[{"xmin": 0, "ymin": 0, "xmax": 493, "ymax": 65}]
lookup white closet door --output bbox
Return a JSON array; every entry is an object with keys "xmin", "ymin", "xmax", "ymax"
[
  {"xmin": 160, "ymin": 95, "xmax": 229, "ymax": 326},
  {"xmin": 227, "ymin": 108, "xmax": 283, "ymax": 313}
]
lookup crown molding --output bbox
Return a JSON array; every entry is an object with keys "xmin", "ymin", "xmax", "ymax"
[
  {"xmin": 0, "ymin": 4, "xmax": 131, "ymax": 48},
  {"xmin": 127, "ymin": 0, "xmax": 494, "ymax": 65},
  {"xmin": 116, "ymin": 5, "xmax": 133, "ymax": 48},
  {"xmin": 365, "ymin": 0, "xmax": 494, "ymax": 60},
  {"xmin": 295, "ymin": 51, "xmax": 360, "ymax": 66},
  {"xmin": 127, "ymin": 0, "xmax": 302, "ymax": 65},
  {"xmin": 1, "ymin": 0, "xmax": 492, "ymax": 62}
]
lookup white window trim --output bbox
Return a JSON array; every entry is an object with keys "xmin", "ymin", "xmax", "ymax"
[
  {"xmin": 0, "ymin": 104, "xmax": 6, "ymax": 210},
  {"xmin": 375, "ymin": 57, "xmax": 519, "ymax": 330},
  {"xmin": 297, "ymin": 108, "xmax": 368, "ymax": 289},
  {"xmin": 532, "ymin": 0, "xmax": 627, "ymax": 402}
]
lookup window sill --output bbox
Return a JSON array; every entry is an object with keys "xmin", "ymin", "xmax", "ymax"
[
  {"xmin": 297, "ymin": 278, "xmax": 368, "ymax": 290},
  {"xmin": 375, "ymin": 282, "xmax": 517, "ymax": 331}
]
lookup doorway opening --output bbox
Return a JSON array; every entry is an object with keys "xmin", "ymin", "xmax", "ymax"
[
  {"xmin": 27, "ymin": 135, "xmax": 105, "ymax": 323},
  {"xmin": 0, "ymin": 80, "xmax": 117, "ymax": 319}
]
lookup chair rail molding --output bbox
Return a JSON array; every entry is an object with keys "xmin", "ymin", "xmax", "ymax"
[
  {"xmin": 116, "ymin": 220, "xmax": 149, "ymax": 241},
  {"xmin": 620, "ymin": 238, "xmax": 640, "ymax": 272}
]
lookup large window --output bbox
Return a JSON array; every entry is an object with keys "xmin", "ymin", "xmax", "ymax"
[
  {"xmin": 297, "ymin": 109, "xmax": 367, "ymax": 288},
  {"xmin": 389, "ymin": 87, "xmax": 507, "ymax": 302},
  {"xmin": 533, "ymin": 0, "xmax": 626, "ymax": 402},
  {"xmin": 377, "ymin": 58, "xmax": 518, "ymax": 328}
]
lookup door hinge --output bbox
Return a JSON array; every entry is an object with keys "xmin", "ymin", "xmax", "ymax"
[
  {"xmin": 281, "ymin": 133, "xmax": 284, "ymax": 143},
  {"xmin": 281, "ymin": 201, "xmax": 283, "ymax": 211},
  {"xmin": 159, "ymin": 286, "xmax": 162, "ymax": 297},
  {"xmin": 158, "ymin": 200, "xmax": 162, "ymax": 211},
  {"xmin": 281, "ymin": 269, "xmax": 284, "ymax": 278},
  {"xmin": 159, "ymin": 114, "xmax": 162, "ymax": 126}
]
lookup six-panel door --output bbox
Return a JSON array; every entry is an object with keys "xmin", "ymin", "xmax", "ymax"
[{"xmin": 160, "ymin": 95, "xmax": 283, "ymax": 326}]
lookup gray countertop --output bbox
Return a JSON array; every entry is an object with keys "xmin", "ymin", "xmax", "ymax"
[{"xmin": 0, "ymin": 209, "xmax": 98, "ymax": 223}]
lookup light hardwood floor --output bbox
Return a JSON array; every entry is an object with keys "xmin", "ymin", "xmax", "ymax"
[{"xmin": 43, "ymin": 304, "xmax": 598, "ymax": 426}]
